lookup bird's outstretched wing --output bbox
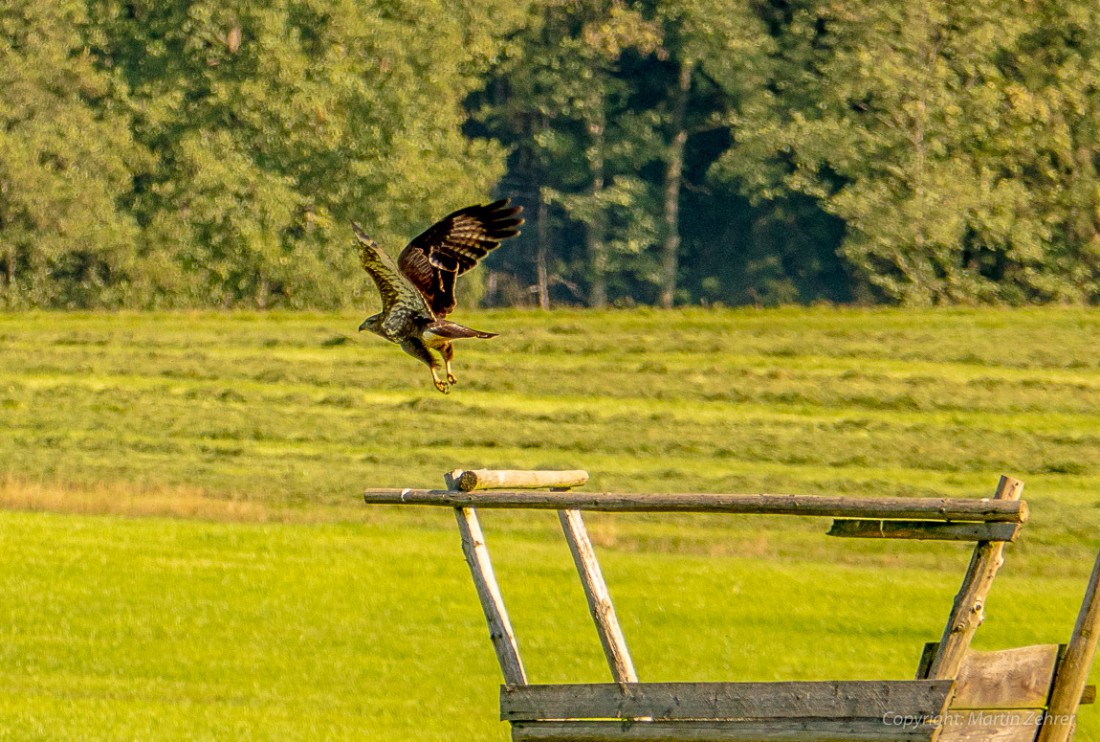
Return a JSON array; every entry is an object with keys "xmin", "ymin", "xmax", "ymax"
[
  {"xmin": 398, "ymin": 199, "xmax": 524, "ymax": 317},
  {"xmin": 352, "ymin": 222, "xmax": 427, "ymax": 317}
]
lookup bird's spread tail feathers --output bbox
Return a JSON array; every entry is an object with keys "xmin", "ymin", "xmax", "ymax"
[{"xmin": 426, "ymin": 320, "xmax": 497, "ymax": 339}]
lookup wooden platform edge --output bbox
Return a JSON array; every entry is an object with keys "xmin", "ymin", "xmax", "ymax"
[
  {"xmin": 828, "ymin": 519, "xmax": 1020, "ymax": 542},
  {"xmin": 500, "ymin": 680, "xmax": 954, "ymax": 722},
  {"xmin": 509, "ymin": 718, "xmax": 942, "ymax": 742}
]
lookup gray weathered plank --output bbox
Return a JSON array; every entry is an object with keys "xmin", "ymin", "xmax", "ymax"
[
  {"xmin": 455, "ymin": 507, "xmax": 527, "ymax": 686},
  {"xmin": 1038, "ymin": 548, "xmax": 1100, "ymax": 742},
  {"xmin": 500, "ymin": 680, "xmax": 954, "ymax": 721},
  {"xmin": 928, "ymin": 476, "xmax": 1025, "ymax": 681},
  {"xmin": 447, "ymin": 469, "xmax": 591, "ymax": 492},
  {"xmin": 559, "ymin": 509, "xmax": 637, "ymax": 683},
  {"xmin": 363, "ymin": 489, "xmax": 1027, "ymax": 522},
  {"xmin": 510, "ymin": 719, "xmax": 941, "ymax": 742},
  {"xmin": 827, "ymin": 520, "xmax": 1020, "ymax": 542}
]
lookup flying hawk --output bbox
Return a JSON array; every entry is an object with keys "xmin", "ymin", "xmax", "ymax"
[{"xmin": 352, "ymin": 199, "xmax": 523, "ymax": 393}]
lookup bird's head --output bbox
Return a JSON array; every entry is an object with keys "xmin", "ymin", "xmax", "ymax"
[{"xmin": 358, "ymin": 313, "xmax": 385, "ymax": 337}]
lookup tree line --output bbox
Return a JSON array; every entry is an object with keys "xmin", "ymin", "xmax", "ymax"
[{"xmin": 2, "ymin": 0, "xmax": 1098, "ymax": 309}]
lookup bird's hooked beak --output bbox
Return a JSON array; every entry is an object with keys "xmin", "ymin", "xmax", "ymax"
[{"xmin": 358, "ymin": 318, "xmax": 369, "ymax": 333}]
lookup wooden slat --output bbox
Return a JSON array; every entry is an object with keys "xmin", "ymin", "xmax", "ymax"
[
  {"xmin": 951, "ymin": 645, "xmax": 1060, "ymax": 709},
  {"xmin": 454, "ymin": 507, "xmax": 527, "ymax": 686},
  {"xmin": 447, "ymin": 469, "xmax": 590, "ymax": 492},
  {"xmin": 919, "ymin": 642, "xmax": 1096, "ymax": 707},
  {"xmin": 928, "ymin": 476, "xmax": 1025, "ymax": 681},
  {"xmin": 363, "ymin": 489, "xmax": 1027, "ymax": 522},
  {"xmin": 828, "ymin": 520, "xmax": 1020, "ymax": 542},
  {"xmin": 1038, "ymin": 548, "xmax": 1100, "ymax": 742},
  {"xmin": 559, "ymin": 509, "xmax": 637, "ymax": 683},
  {"xmin": 510, "ymin": 719, "xmax": 940, "ymax": 741},
  {"xmin": 500, "ymin": 680, "xmax": 954, "ymax": 721},
  {"xmin": 937, "ymin": 711, "xmax": 1044, "ymax": 742}
]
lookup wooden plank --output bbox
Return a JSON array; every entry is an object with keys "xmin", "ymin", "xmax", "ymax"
[
  {"xmin": 928, "ymin": 476, "xmax": 1025, "ymax": 681},
  {"xmin": 447, "ymin": 469, "xmax": 590, "ymax": 492},
  {"xmin": 510, "ymin": 719, "xmax": 941, "ymax": 741},
  {"xmin": 937, "ymin": 711, "xmax": 1044, "ymax": 742},
  {"xmin": 559, "ymin": 509, "xmax": 638, "ymax": 683},
  {"xmin": 454, "ymin": 507, "xmax": 527, "ymax": 686},
  {"xmin": 1038, "ymin": 548, "xmax": 1100, "ymax": 742},
  {"xmin": 363, "ymin": 489, "xmax": 1028, "ymax": 523},
  {"xmin": 950, "ymin": 645, "xmax": 1060, "ymax": 709},
  {"xmin": 828, "ymin": 520, "xmax": 1020, "ymax": 542},
  {"xmin": 500, "ymin": 680, "xmax": 954, "ymax": 721}
]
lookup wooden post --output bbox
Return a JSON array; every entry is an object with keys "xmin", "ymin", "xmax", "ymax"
[
  {"xmin": 559, "ymin": 509, "xmax": 638, "ymax": 683},
  {"xmin": 928, "ymin": 475, "xmax": 1025, "ymax": 680},
  {"xmin": 1038, "ymin": 549, "xmax": 1100, "ymax": 742},
  {"xmin": 454, "ymin": 507, "xmax": 527, "ymax": 686}
]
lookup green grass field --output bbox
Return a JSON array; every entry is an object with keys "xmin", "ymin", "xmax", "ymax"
[{"xmin": 1, "ymin": 307, "xmax": 1098, "ymax": 740}]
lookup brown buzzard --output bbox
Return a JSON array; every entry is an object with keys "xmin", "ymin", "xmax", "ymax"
[{"xmin": 352, "ymin": 199, "xmax": 523, "ymax": 393}]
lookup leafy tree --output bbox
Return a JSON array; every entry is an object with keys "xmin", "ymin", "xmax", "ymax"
[
  {"xmin": 89, "ymin": 0, "xmax": 527, "ymax": 308},
  {"xmin": 0, "ymin": 0, "xmax": 147, "ymax": 307},
  {"xmin": 728, "ymin": 0, "xmax": 1100, "ymax": 304}
]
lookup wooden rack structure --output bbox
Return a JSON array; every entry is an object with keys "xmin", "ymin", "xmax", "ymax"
[{"xmin": 363, "ymin": 470, "xmax": 1099, "ymax": 742}]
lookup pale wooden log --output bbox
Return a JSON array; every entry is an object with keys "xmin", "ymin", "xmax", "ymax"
[
  {"xmin": 828, "ymin": 520, "xmax": 1020, "ymax": 542},
  {"xmin": 1038, "ymin": 548, "xmax": 1100, "ymax": 742},
  {"xmin": 448, "ymin": 469, "xmax": 590, "ymax": 492},
  {"xmin": 363, "ymin": 489, "xmax": 1027, "ymax": 522},
  {"xmin": 510, "ymin": 718, "xmax": 940, "ymax": 742},
  {"xmin": 500, "ymin": 680, "xmax": 954, "ymax": 721},
  {"xmin": 928, "ymin": 476, "xmax": 1025, "ymax": 681},
  {"xmin": 454, "ymin": 507, "xmax": 527, "ymax": 686},
  {"xmin": 559, "ymin": 509, "xmax": 638, "ymax": 683}
]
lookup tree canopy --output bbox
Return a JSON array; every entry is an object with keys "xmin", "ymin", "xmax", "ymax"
[{"xmin": 2, "ymin": 0, "xmax": 1098, "ymax": 308}]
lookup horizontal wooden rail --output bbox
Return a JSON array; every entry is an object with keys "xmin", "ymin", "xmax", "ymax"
[
  {"xmin": 828, "ymin": 519, "xmax": 1022, "ymax": 542},
  {"xmin": 501, "ymin": 680, "xmax": 954, "ymax": 722},
  {"xmin": 363, "ymin": 489, "xmax": 1027, "ymax": 523}
]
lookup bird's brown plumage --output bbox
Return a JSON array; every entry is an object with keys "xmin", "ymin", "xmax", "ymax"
[
  {"xmin": 397, "ymin": 199, "xmax": 524, "ymax": 317},
  {"xmin": 353, "ymin": 199, "xmax": 524, "ymax": 393}
]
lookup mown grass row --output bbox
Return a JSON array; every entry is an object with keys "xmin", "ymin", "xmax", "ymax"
[{"xmin": 1, "ymin": 308, "xmax": 1097, "ymax": 547}]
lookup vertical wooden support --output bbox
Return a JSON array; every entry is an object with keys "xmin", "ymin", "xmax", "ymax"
[
  {"xmin": 1038, "ymin": 549, "xmax": 1100, "ymax": 742},
  {"xmin": 928, "ymin": 475, "xmax": 1024, "ymax": 680},
  {"xmin": 559, "ymin": 509, "xmax": 638, "ymax": 683},
  {"xmin": 454, "ymin": 507, "xmax": 528, "ymax": 686}
]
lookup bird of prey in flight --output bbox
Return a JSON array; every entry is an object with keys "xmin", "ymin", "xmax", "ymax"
[{"xmin": 352, "ymin": 199, "xmax": 523, "ymax": 393}]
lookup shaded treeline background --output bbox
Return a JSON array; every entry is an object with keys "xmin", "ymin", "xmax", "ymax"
[{"xmin": 3, "ymin": 0, "xmax": 1099, "ymax": 309}]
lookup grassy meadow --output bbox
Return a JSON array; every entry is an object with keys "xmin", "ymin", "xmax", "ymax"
[{"xmin": 1, "ymin": 307, "xmax": 1099, "ymax": 740}]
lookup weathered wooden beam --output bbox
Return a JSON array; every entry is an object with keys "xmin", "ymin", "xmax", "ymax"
[
  {"xmin": 510, "ymin": 719, "xmax": 940, "ymax": 742},
  {"xmin": 446, "ymin": 469, "xmax": 590, "ymax": 492},
  {"xmin": 363, "ymin": 489, "xmax": 1027, "ymax": 523},
  {"xmin": 454, "ymin": 507, "xmax": 527, "ymax": 686},
  {"xmin": 559, "ymin": 509, "xmax": 638, "ymax": 683},
  {"xmin": 928, "ymin": 476, "xmax": 1025, "ymax": 681},
  {"xmin": 827, "ymin": 519, "xmax": 1020, "ymax": 542},
  {"xmin": 500, "ymin": 680, "xmax": 954, "ymax": 722},
  {"xmin": 1038, "ymin": 548, "xmax": 1100, "ymax": 742}
]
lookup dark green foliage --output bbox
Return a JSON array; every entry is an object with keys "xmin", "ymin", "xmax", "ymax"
[{"xmin": 2, "ymin": 0, "xmax": 1100, "ymax": 307}]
